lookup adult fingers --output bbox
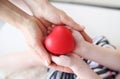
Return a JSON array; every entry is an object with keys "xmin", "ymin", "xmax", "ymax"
[
  {"xmin": 80, "ymin": 30, "xmax": 93, "ymax": 43},
  {"xmin": 61, "ymin": 13, "xmax": 92, "ymax": 43},
  {"xmin": 30, "ymin": 42, "xmax": 51, "ymax": 66},
  {"xmin": 61, "ymin": 13, "xmax": 84, "ymax": 31}
]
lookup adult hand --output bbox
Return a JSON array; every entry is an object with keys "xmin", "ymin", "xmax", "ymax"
[
  {"xmin": 39, "ymin": 3, "xmax": 92, "ymax": 43},
  {"xmin": 0, "ymin": 0, "xmax": 51, "ymax": 70},
  {"xmin": 21, "ymin": 17, "xmax": 50, "ymax": 65},
  {"xmin": 23, "ymin": 0, "xmax": 92, "ymax": 43}
]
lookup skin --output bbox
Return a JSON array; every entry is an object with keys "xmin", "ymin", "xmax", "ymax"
[
  {"xmin": 0, "ymin": 0, "xmax": 92, "ymax": 73},
  {"xmin": 52, "ymin": 30, "xmax": 120, "ymax": 79},
  {"xmin": 52, "ymin": 53, "xmax": 102, "ymax": 79},
  {"xmin": 72, "ymin": 30, "xmax": 120, "ymax": 71}
]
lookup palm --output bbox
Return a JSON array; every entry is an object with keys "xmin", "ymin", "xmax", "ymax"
[
  {"xmin": 22, "ymin": 17, "xmax": 51, "ymax": 65},
  {"xmin": 72, "ymin": 30, "xmax": 86, "ymax": 56}
]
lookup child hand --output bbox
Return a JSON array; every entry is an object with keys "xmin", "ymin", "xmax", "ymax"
[
  {"xmin": 51, "ymin": 53, "xmax": 102, "ymax": 79},
  {"xmin": 72, "ymin": 30, "xmax": 87, "ymax": 56},
  {"xmin": 51, "ymin": 53, "xmax": 82, "ymax": 68}
]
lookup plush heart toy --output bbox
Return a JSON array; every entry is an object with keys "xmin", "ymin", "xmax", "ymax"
[{"xmin": 44, "ymin": 26, "xmax": 75, "ymax": 55}]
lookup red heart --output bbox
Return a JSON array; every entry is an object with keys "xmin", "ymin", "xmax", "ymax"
[{"xmin": 44, "ymin": 26, "xmax": 75, "ymax": 55}]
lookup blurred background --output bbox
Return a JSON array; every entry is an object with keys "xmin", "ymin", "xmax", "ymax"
[{"xmin": 50, "ymin": 0, "xmax": 120, "ymax": 9}]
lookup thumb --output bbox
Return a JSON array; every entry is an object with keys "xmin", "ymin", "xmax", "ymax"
[
  {"xmin": 51, "ymin": 55, "xmax": 61, "ymax": 65},
  {"xmin": 51, "ymin": 55, "xmax": 71, "ymax": 67},
  {"xmin": 31, "ymin": 43, "xmax": 51, "ymax": 66}
]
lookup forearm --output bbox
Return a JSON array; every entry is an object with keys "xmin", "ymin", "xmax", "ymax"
[
  {"xmin": 23, "ymin": 0, "xmax": 49, "ymax": 15},
  {"xmin": 80, "ymin": 41, "xmax": 120, "ymax": 71},
  {"xmin": 0, "ymin": 0, "xmax": 32, "ymax": 30},
  {"xmin": 9, "ymin": 0, "xmax": 32, "ymax": 15},
  {"xmin": 70, "ymin": 60, "xmax": 102, "ymax": 79},
  {"xmin": 0, "ymin": 51, "xmax": 41, "ymax": 72}
]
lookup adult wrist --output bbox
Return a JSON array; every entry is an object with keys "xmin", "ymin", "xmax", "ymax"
[{"xmin": 23, "ymin": 0, "xmax": 50, "ymax": 16}]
